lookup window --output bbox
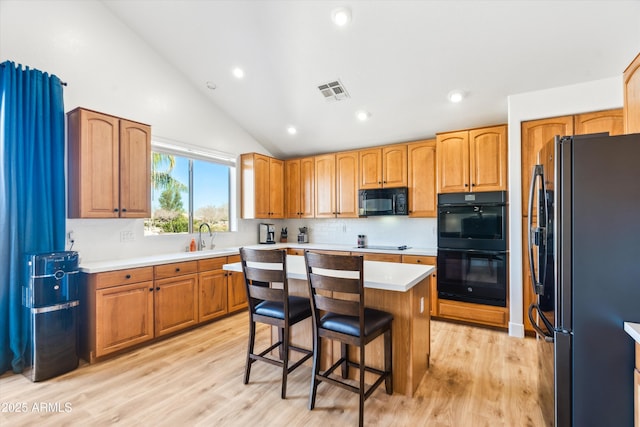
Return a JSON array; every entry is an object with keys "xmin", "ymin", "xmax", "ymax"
[{"xmin": 145, "ymin": 142, "xmax": 235, "ymax": 235}]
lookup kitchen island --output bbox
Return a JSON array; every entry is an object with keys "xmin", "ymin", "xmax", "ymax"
[{"xmin": 223, "ymin": 254, "xmax": 435, "ymax": 397}]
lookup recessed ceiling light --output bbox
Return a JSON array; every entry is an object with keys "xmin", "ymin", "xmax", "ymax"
[
  {"xmin": 356, "ymin": 110, "xmax": 371, "ymax": 121},
  {"xmin": 232, "ymin": 67, "xmax": 245, "ymax": 79},
  {"xmin": 332, "ymin": 7, "xmax": 352, "ymax": 26},
  {"xmin": 448, "ymin": 90, "xmax": 465, "ymax": 103},
  {"xmin": 287, "ymin": 126, "xmax": 297, "ymax": 135},
  {"xmin": 205, "ymin": 81, "xmax": 217, "ymax": 90}
]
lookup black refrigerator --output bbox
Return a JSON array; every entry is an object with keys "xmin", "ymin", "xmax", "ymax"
[{"xmin": 528, "ymin": 132, "xmax": 640, "ymax": 427}]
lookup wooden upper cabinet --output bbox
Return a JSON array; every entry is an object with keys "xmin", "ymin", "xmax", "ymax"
[
  {"xmin": 407, "ymin": 139, "xmax": 437, "ymax": 217},
  {"xmin": 67, "ymin": 108, "xmax": 151, "ymax": 218},
  {"xmin": 359, "ymin": 148, "xmax": 382, "ymax": 189},
  {"xmin": 269, "ymin": 157, "xmax": 285, "ymax": 218},
  {"xmin": 623, "ymin": 52, "xmax": 640, "ymax": 134},
  {"xmin": 335, "ymin": 151, "xmax": 359, "ymax": 218},
  {"xmin": 469, "ymin": 124, "xmax": 508, "ymax": 192},
  {"xmin": 574, "ymin": 109, "xmax": 624, "ymax": 136},
  {"xmin": 436, "ymin": 130, "xmax": 469, "ymax": 193},
  {"xmin": 285, "ymin": 157, "xmax": 314, "ymax": 218},
  {"xmin": 382, "ymin": 145, "xmax": 408, "ymax": 188},
  {"xmin": 315, "ymin": 151, "xmax": 358, "ymax": 218},
  {"xmin": 359, "ymin": 145, "xmax": 408, "ymax": 189},
  {"xmin": 241, "ymin": 153, "xmax": 284, "ymax": 219},
  {"xmin": 520, "ymin": 116, "xmax": 574, "ymax": 216},
  {"xmin": 315, "ymin": 153, "xmax": 337, "ymax": 218},
  {"xmin": 437, "ymin": 125, "xmax": 507, "ymax": 194},
  {"xmin": 119, "ymin": 119, "xmax": 152, "ymax": 218}
]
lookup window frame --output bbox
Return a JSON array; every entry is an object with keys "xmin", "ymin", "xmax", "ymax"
[{"xmin": 149, "ymin": 139, "xmax": 236, "ymax": 234}]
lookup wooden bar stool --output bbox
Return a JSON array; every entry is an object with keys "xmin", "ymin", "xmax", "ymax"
[
  {"xmin": 239, "ymin": 247, "xmax": 313, "ymax": 399},
  {"xmin": 303, "ymin": 251, "xmax": 393, "ymax": 427}
]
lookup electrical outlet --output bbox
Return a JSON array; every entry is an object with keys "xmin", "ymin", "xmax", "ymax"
[
  {"xmin": 120, "ymin": 231, "xmax": 135, "ymax": 242},
  {"xmin": 67, "ymin": 230, "xmax": 74, "ymax": 243}
]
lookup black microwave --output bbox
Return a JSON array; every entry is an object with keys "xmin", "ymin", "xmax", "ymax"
[{"xmin": 358, "ymin": 187, "xmax": 408, "ymax": 216}]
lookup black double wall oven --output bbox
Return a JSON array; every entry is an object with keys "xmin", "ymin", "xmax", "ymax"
[{"xmin": 437, "ymin": 191, "xmax": 507, "ymax": 307}]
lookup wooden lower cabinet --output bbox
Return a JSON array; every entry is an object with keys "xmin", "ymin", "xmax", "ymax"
[
  {"xmin": 81, "ymin": 255, "xmax": 247, "ymax": 363},
  {"xmin": 351, "ymin": 252, "xmax": 402, "ymax": 263},
  {"xmin": 94, "ymin": 280, "xmax": 154, "ymax": 359},
  {"xmin": 80, "ymin": 266, "xmax": 155, "ymax": 362},
  {"xmin": 437, "ymin": 300, "xmax": 508, "ymax": 328},
  {"xmin": 402, "ymin": 255, "xmax": 437, "ymax": 316},
  {"xmin": 198, "ymin": 258, "xmax": 229, "ymax": 322},
  {"xmin": 154, "ymin": 272, "xmax": 199, "ymax": 337},
  {"xmin": 226, "ymin": 255, "xmax": 247, "ymax": 312}
]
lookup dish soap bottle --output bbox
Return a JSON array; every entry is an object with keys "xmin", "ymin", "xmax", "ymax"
[{"xmin": 190, "ymin": 238, "xmax": 196, "ymax": 252}]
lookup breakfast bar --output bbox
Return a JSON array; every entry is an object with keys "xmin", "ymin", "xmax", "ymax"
[{"xmin": 223, "ymin": 254, "xmax": 435, "ymax": 397}]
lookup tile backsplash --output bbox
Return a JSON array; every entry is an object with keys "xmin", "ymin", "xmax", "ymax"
[{"xmin": 67, "ymin": 216, "xmax": 437, "ymax": 263}]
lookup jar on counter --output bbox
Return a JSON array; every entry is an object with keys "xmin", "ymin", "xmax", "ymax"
[{"xmin": 357, "ymin": 235, "xmax": 366, "ymax": 248}]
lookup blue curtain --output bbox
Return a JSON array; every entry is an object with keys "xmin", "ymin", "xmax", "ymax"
[{"xmin": 0, "ymin": 61, "xmax": 66, "ymax": 374}]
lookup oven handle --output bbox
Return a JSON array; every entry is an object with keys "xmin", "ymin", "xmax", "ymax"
[
  {"xmin": 437, "ymin": 248, "xmax": 507, "ymax": 255},
  {"xmin": 438, "ymin": 202, "xmax": 506, "ymax": 208}
]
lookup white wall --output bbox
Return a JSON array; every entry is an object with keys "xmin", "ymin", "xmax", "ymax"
[
  {"xmin": 506, "ymin": 76, "xmax": 623, "ymax": 337},
  {"xmin": 0, "ymin": 0, "xmax": 272, "ymax": 261}
]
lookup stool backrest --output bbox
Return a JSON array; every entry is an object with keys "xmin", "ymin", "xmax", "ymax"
[
  {"xmin": 304, "ymin": 251, "xmax": 365, "ymax": 328},
  {"xmin": 239, "ymin": 247, "xmax": 288, "ymax": 311}
]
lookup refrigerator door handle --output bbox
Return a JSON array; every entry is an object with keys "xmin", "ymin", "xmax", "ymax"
[
  {"xmin": 528, "ymin": 164, "xmax": 546, "ymax": 295},
  {"xmin": 528, "ymin": 303, "xmax": 554, "ymax": 342}
]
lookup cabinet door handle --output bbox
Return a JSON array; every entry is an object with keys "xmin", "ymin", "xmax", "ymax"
[
  {"xmin": 417, "ymin": 260, "xmax": 422, "ymax": 263},
  {"xmin": 122, "ymin": 208, "xmax": 127, "ymax": 212},
  {"xmin": 175, "ymin": 268, "xmax": 180, "ymax": 272},
  {"xmin": 113, "ymin": 208, "xmax": 119, "ymax": 212},
  {"xmin": 125, "ymin": 274, "xmax": 131, "ymax": 279},
  {"xmin": 149, "ymin": 287, "xmax": 154, "ymax": 292},
  {"xmin": 464, "ymin": 183, "xmax": 468, "ymax": 187},
  {"xmin": 156, "ymin": 287, "xmax": 160, "ymax": 291}
]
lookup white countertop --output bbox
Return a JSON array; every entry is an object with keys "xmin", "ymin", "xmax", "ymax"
[
  {"xmin": 624, "ymin": 322, "xmax": 640, "ymax": 344},
  {"xmin": 78, "ymin": 243, "xmax": 437, "ymax": 273},
  {"xmin": 223, "ymin": 254, "xmax": 435, "ymax": 293}
]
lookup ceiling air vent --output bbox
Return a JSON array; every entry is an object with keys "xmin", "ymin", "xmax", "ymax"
[{"xmin": 318, "ymin": 79, "xmax": 350, "ymax": 102}]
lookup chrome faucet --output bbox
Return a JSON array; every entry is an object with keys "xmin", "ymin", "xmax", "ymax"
[{"xmin": 198, "ymin": 223, "xmax": 212, "ymax": 251}]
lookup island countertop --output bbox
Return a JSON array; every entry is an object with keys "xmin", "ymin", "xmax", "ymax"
[
  {"xmin": 222, "ymin": 254, "xmax": 435, "ymax": 292},
  {"xmin": 624, "ymin": 322, "xmax": 640, "ymax": 344}
]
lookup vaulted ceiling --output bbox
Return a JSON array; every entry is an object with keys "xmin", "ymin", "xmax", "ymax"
[{"xmin": 102, "ymin": 0, "xmax": 640, "ymax": 158}]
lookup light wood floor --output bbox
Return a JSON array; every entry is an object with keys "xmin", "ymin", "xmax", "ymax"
[{"xmin": 0, "ymin": 313, "xmax": 549, "ymax": 427}]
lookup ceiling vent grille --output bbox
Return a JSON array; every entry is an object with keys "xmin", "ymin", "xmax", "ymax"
[{"xmin": 318, "ymin": 79, "xmax": 350, "ymax": 102}]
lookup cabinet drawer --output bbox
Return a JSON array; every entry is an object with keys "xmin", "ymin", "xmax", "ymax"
[
  {"xmin": 154, "ymin": 261, "xmax": 198, "ymax": 279},
  {"xmin": 198, "ymin": 257, "xmax": 227, "ymax": 272},
  {"xmin": 438, "ymin": 300, "xmax": 507, "ymax": 328},
  {"xmin": 402, "ymin": 255, "xmax": 436, "ymax": 265},
  {"xmin": 351, "ymin": 252, "xmax": 401, "ymax": 263},
  {"xmin": 288, "ymin": 248, "xmax": 305, "ymax": 256},
  {"xmin": 94, "ymin": 267, "xmax": 154, "ymax": 290},
  {"xmin": 227, "ymin": 254, "xmax": 240, "ymax": 263}
]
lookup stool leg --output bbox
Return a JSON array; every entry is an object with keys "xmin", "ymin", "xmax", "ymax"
[
  {"xmin": 341, "ymin": 342, "xmax": 349, "ymax": 378},
  {"xmin": 384, "ymin": 327, "xmax": 393, "ymax": 394},
  {"xmin": 358, "ymin": 343, "xmax": 365, "ymax": 427},
  {"xmin": 281, "ymin": 325, "xmax": 289, "ymax": 399},
  {"xmin": 278, "ymin": 327, "xmax": 284, "ymax": 360},
  {"xmin": 245, "ymin": 319, "xmax": 255, "ymax": 385},
  {"xmin": 309, "ymin": 334, "xmax": 322, "ymax": 410}
]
